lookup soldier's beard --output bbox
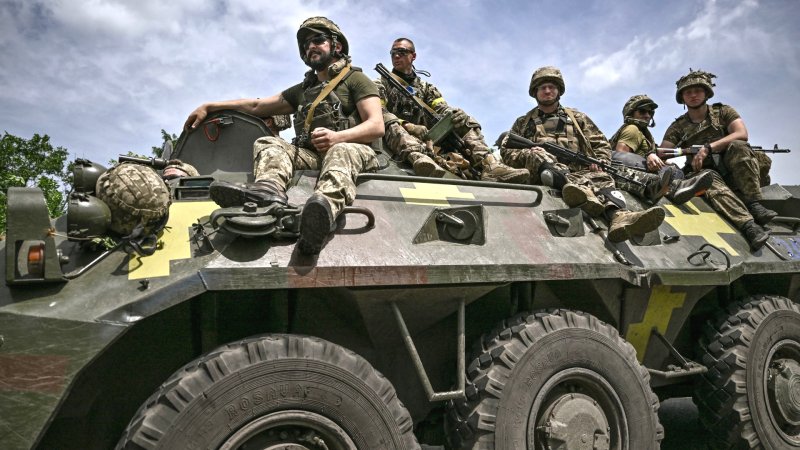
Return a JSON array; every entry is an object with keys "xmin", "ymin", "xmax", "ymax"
[
  {"xmin": 537, "ymin": 97, "xmax": 559, "ymax": 107},
  {"xmin": 304, "ymin": 49, "xmax": 334, "ymax": 71}
]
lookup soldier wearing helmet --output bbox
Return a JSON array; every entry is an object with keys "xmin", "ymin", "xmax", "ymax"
[
  {"xmin": 661, "ymin": 69, "xmax": 774, "ymax": 250},
  {"xmin": 499, "ymin": 66, "xmax": 665, "ymax": 244},
  {"xmin": 375, "ymin": 37, "xmax": 528, "ymax": 183},
  {"xmin": 610, "ymin": 94, "xmax": 712, "ymax": 205},
  {"xmin": 184, "ymin": 17, "xmax": 384, "ymax": 255}
]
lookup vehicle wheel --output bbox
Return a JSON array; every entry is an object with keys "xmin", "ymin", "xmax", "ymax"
[
  {"xmin": 117, "ymin": 334, "xmax": 418, "ymax": 450},
  {"xmin": 694, "ymin": 295, "xmax": 800, "ymax": 449},
  {"xmin": 446, "ymin": 309, "xmax": 663, "ymax": 449}
]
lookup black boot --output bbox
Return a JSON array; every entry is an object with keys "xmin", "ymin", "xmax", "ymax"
[
  {"xmin": 298, "ymin": 193, "xmax": 336, "ymax": 255},
  {"xmin": 210, "ymin": 180, "xmax": 288, "ymax": 207},
  {"xmin": 741, "ymin": 219, "xmax": 769, "ymax": 250},
  {"xmin": 666, "ymin": 170, "xmax": 713, "ymax": 205},
  {"xmin": 746, "ymin": 201, "xmax": 778, "ymax": 226}
]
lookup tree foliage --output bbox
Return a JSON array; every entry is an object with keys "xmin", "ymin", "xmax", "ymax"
[{"xmin": 1, "ymin": 132, "xmax": 71, "ymax": 232}]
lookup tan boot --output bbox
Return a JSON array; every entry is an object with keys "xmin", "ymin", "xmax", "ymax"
[
  {"xmin": 480, "ymin": 154, "xmax": 530, "ymax": 184},
  {"xmin": 607, "ymin": 207, "xmax": 666, "ymax": 243},
  {"xmin": 408, "ymin": 152, "xmax": 446, "ymax": 178},
  {"xmin": 562, "ymin": 183, "xmax": 605, "ymax": 217}
]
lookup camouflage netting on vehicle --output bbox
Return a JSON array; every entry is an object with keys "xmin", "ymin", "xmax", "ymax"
[{"xmin": 95, "ymin": 162, "xmax": 171, "ymax": 236}]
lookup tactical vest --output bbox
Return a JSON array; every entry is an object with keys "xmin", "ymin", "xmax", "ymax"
[
  {"xmin": 292, "ymin": 68, "xmax": 359, "ymax": 148},
  {"xmin": 675, "ymin": 103, "xmax": 726, "ymax": 148},
  {"xmin": 519, "ymin": 107, "xmax": 582, "ymax": 152},
  {"xmin": 382, "ymin": 75, "xmax": 436, "ymax": 126}
]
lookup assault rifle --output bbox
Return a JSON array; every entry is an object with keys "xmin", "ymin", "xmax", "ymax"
[
  {"xmin": 374, "ymin": 63, "xmax": 465, "ymax": 152},
  {"xmin": 497, "ymin": 131, "xmax": 645, "ymax": 187},
  {"xmin": 657, "ymin": 144, "xmax": 791, "ymax": 159}
]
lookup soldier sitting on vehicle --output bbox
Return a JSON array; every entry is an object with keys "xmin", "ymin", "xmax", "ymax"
[
  {"xmin": 609, "ymin": 94, "xmax": 712, "ymax": 204},
  {"xmin": 499, "ymin": 66, "xmax": 665, "ymax": 243},
  {"xmin": 375, "ymin": 37, "xmax": 529, "ymax": 183},
  {"xmin": 660, "ymin": 69, "xmax": 774, "ymax": 250}
]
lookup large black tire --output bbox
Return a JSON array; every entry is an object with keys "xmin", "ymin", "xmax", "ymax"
[
  {"xmin": 447, "ymin": 310, "xmax": 663, "ymax": 449},
  {"xmin": 117, "ymin": 334, "xmax": 419, "ymax": 450},
  {"xmin": 695, "ymin": 295, "xmax": 800, "ymax": 449}
]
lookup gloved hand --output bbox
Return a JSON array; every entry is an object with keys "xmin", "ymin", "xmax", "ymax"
[
  {"xmin": 403, "ymin": 122, "xmax": 429, "ymax": 140},
  {"xmin": 450, "ymin": 108, "xmax": 469, "ymax": 128}
]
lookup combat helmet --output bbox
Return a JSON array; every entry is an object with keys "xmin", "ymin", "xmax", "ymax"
[
  {"xmin": 529, "ymin": 66, "xmax": 566, "ymax": 97},
  {"xmin": 622, "ymin": 94, "xmax": 658, "ymax": 127},
  {"xmin": 675, "ymin": 69, "xmax": 716, "ymax": 104},
  {"xmin": 95, "ymin": 162, "xmax": 171, "ymax": 236},
  {"xmin": 297, "ymin": 16, "xmax": 349, "ymax": 58}
]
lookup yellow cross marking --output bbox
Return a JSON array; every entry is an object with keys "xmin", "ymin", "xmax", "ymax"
[
  {"xmin": 626, "ymin": 285, "xmax": 687, "ymax": 362},
  {"xmin": 664, "ymin": 200, "xmax": 739, "ymax": 256},
  {"xmin": 128, "ymin": 201, "xmax": 218, "ymax": 280},
  {"xmin": 399, "ymin": 182, "xmax": 475, "ymax": 206}
]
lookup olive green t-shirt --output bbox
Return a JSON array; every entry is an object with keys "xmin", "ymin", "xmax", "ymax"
[
  {"xmin": 615, "ymin": 124, "xmax": 651, "ymax": 156},
  {"xmin": 282, "ymin": 69, "xmax": 379, "ymax": 117},
  {"xmin": 662, "ymin": 104, "xmax": 740, "ymax": 146}
]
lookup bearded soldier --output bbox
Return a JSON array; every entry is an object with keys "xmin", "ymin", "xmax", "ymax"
[
  {"xmin": 609, "ymin": 94, "xmax": 712, "ymax": 204},
  {"xmin": 185, "ymin": 17, "xmax": 384, "ymax": 255},
  {"xmin": 660, "ymin": 69, "xmax": 773, "ymax": 249},
  {"xmin": 375, "ymin": 37, "xmax": 528, "ymax": 183},
  {"xmin": 499, "ymin": 66, "xmax": 665, "ymax": 243}
]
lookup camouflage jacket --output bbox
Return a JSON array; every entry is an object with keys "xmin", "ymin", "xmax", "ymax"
[
  {"xmin": 374, "ymin": 70, "xmax": 450, "ymax": 128},
  {"xmin": 662, "ymin": 103, "xmax": 740, "ymax": 148},
  {"xmin": 506, "ymin": 105, "xmax": 612, "ymax": 162}
]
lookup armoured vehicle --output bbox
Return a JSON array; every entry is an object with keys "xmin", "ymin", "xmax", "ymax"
[{"xmin": 2, "ymin": 110, "xmax": 800, "ymax": 450}]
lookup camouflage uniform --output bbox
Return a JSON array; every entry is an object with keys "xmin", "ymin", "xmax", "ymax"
[
  {"xmin": 376, "ymin": 70, "xmax": 527, "ymax": 182},
  {"xmin": 253, "ymin": 136, "xmax": 377, "ymax": 217},
  {"xmin": 663, "ymin": 103, "xmax": 762, "ymax": 227},
  {"xmin": 502, "ymin": 105, "xmax": 616, "ymax": 197}
]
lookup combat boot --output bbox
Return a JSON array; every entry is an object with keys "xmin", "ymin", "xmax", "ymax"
[
  {"xmin": 746, "ymin": 201, "xmax": 778, "ymax": 226},
  {"xmin": 298, "ymin": 193, "xmax": 337, "ymax": 255},
  {"xmin": 616, "ymin": 169, "xmax": 670, "ymax": 203},
  {"xmin": 666, "ymin": 170, "xmax": 713, "ymax": 205},
  {"xmin": 741, "ymin": 219, "xmax": 769, "ymax": 250},
  {"xmin": 408, "ymin": 152, "xmax": 446, "ymax": 178},
  {"xmin": 562, "ymin": 183, "xmax": 605, "ymax": 217},
  {"xmin": 210, "ymin": 180, "xmax": 287, "ymax": 207},
  {"xmin": 607, "ymin": 207, "xmax": 666, "ymax": 243},
  {"xmin": 480, "ymin": 154, "xmax": 530, "ymax": 184}
]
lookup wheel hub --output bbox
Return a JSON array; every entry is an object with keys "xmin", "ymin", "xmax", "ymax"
[
  {"xmin": 768, "ymin": 358, "xmax": 800, "ymax": 426},
  {"xmin": 537, "ymin": 392, "xmax": 611, "ymax": 450},
  {"xmin": 219, "ymin": 410, "xmax": 356, "ymax": 450}
]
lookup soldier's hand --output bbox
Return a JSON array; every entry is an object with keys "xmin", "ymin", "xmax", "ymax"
[
  {"xmin": 310, "ymin": 127, "xmax": 341, "ymax": 153},
  {"xmin": 646, "ymin": 153, "xmax": 665, "ymax": 172},
  {"xmin": 692, "ymin": 146, "xmax": 709, "ymax": 173},
  {"xmin": 185, "ymin": 105, "xmax": 209, "ymax": 130},
  {"xmin": 403, "ymin": 122, "xmax": 428, "ymax": 140},
  {"xmin": 450, "ymin": 108, "xmax": 469, "ymax": 128}
]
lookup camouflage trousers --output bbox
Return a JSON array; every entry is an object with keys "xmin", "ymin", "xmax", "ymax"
[
  {"xmin": 692, "ymin": 169, "xmax": 753, "ymax": 228},
  {"xmin": 501, "ymin": 146, "xmax": 616, "ymax": 202},
  {"xmin": 611, "ymin": 150, "xmax": 684, "ymax": 181},
  {"xmin": 384, "ymin": 122, "xmax": 490, "ymax": 171},
  {"xmin": 252, "ymin": 136, "xmax": 378, "ymax": 217},
  {"xmin": 694, "ymin": 140, "xmax": 764, "ymax": 202}
]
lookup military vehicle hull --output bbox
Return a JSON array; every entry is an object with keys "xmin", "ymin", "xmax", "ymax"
[{"xmin": 3, "ymin": 111, "xmax": 800, "ymax": 449}]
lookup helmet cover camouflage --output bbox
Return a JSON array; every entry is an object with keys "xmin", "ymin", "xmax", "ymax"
[
  {"xmin": 675, "ymin": 69, "xmax": 716, "ymax": 104},
  {"xmin": 529, "ymin": 66, "xmax": 566, "ymax": 97},
  {"xmin": 163, "ymin": 159, "xmax": 199, "ymax": 178},
  {"xmin": 270, "ymin": 114, "xmax": 291, "ymax": 131},
  {"xmin": 297, "ymin": 16, "xmax": 349, "ymax": 58},
  {"xmin": 95, "ymin": 162, "xmax": 171, "ymax": 236},
  {"xmin": 622, "ymin": 94, "xmax": 658, "ymax": 118}
]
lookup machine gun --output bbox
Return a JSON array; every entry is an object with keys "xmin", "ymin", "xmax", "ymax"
[
  {"xmin": 118, "ymin": 155, "xmax": 169, "ymax": 169},
  {"xmin": 657, "ymin": 144, "xmax": 791, "ymax": 159},
  {"xmin": 375, "ymin": 63, "xmax": 465, "ymax": 152},
  {"xmin": 497, "ymin": 131, "xmax": 645, "ymax": 187}
]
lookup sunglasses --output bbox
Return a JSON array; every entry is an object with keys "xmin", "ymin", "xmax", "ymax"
[
  {"xmin": 303, "ymin": 34, "xmax": 329, "ymax": 50},
  {"xmin": 390, "ymin": 48, "xmax": 413, "ymax": 57}
]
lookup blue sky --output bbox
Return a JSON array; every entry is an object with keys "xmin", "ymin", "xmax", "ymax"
[{"xmin": 1, "ymin": 0, "xmax": 798, "ymax": 183}]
